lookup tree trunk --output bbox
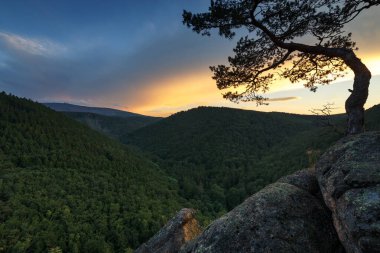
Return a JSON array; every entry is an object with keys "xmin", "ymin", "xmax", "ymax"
[
  {"xmin": 343, "ymin": 51, "xmax": 371, "ymax": 135},
  {"xmin": 276, "ymin": 43, "xmax": 371, "ymax": 135}
]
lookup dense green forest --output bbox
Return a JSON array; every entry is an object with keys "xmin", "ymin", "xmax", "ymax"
[
  {"xmin": 1, "ymin": 91, "xmax": 379, "ymax": 252},
  {"xmin": 0, "ymin": 92, "xmax": 182, "ymax": 252},
  {"xmin": 63, "ymin": 112, "xmax": 160, "ymax": 139},
  {"xmin": 125, "ymin": 105, "xmax": 380, "ymax": 220}
]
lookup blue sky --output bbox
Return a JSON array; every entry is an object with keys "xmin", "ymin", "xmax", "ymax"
[{"xmin": 0, "ymin": 1, "xmax": 379, "ymax": 116}]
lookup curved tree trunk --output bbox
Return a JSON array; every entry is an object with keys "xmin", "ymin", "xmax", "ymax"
[
  {"xmin": 272, "ymin": 42, "xmax": 372, "ymax": 135},
  {"xmin": 343, "ymin": 51, "xmax": 371, "ymax": 135},
  {"xmin": 248, "ymin": 17, "xmax": 372, "ymax": 134}
]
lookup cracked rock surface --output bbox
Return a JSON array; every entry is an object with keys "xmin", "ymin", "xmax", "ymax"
[
  {"xmin": 181, "ymin": 169, "xmax": 342, "ymax": 253},
  {"xmin": 316, "ymin": 132, "xmax": 380, "ymax": 253}
]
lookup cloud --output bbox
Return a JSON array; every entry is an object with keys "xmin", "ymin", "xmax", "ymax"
[
  {"xmin": 0, "ymin": 32, "xmax": 66, "ymax": 56},
  {"xmin": 0, "ymin": 23, "xmax": 235, "ymax": 110},
  {"xmin": 346, "ymin": 6, "xmax": 380, "ymax": 56},
  {"xmin": 0, "ymin": 32, "xmax": 117, "ymax": 99},
  {"xmin": 0, "ymin": 1, "xmax": 378, "ymax": 117},
  {"xmin": 267, "ymin": 96, "xmax": 300, "ymax": 102}
]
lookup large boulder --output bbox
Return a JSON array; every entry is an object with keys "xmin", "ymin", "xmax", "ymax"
[
  {"xmin": 316, "ymin": 131, "xmax": 380, "ymax": 253},
  {"xmin": 135, "ymin": 208, "xmax": 201, "ymax": 253},
  {"xmin": 181, "ymin": 169, "xmax": 342, "ymax": 253},
  {"xmin": 278, "ymin": 168, "xmax": 321, "ymax": 196}
]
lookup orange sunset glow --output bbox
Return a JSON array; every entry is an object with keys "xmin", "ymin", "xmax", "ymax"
[
  {"xmin": 1, "ymin": 1, "xmax": 379, "ymax": 117},
  {"xmin": 122, "ymin": 54, "xmax": 380, "ymax": 117},
  {"xmin": 117, "ymin": 9, "xmax": 380, "ymax": 117}
]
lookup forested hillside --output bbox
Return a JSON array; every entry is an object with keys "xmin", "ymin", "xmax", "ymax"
[
  {"xmin": 0, "ymin": 92, "xmax": 182, "ymax": 252},
  {"xmin": 125, "ymin": 106, "xmax": 379, "ymax": 221},
  {"xmin": 2, "ymin": 91, "xmax": 379, "ymax": 251},
  {"xmin": 64, "ymin": 112, "xmax": 161, "ymax": 139},
  {"xmin": 125, "ymin": 106, "xmax": 319, "ymax": 162}
]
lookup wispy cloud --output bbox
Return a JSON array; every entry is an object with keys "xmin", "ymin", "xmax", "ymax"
[
  {"xmin": 0, "ymin": 1, "xmax": 378, "ymax": 117},
  {"xmin": 267, "ymin": 96, "xmax": 300, "ymax": 102},
  {"xmin": 0, "ymin": 32, "xmax": 66, "ymax": 56}
]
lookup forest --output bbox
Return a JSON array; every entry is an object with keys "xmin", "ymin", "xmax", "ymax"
[
  {"xmin": 124, "ymin": 107, "xmax": 344, "ymax": 220},
  {"xmin": 1, "ymin": 91, "xmax": 380, "ymax": 252},
  {"xmin": 0, "ymin": 92, "xmax": 182, "ymax": 252},
  {"xmin": 126, "ymin": 105, "xmax": 380, "ymax": 220}
]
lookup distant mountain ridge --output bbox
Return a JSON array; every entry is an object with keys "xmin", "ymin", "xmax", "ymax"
[
  {"xmin": 43, "ymin": 103, "xmax": 162, "ymax": 138},
  {"xmin": 65, "ymin": 111, "xmax": 161, "ymax": 139},
  {"xmin": 44, "ymin": 102, "xmax": 148, "ymax": 118}
]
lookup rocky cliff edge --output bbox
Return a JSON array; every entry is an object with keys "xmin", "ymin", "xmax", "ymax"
[{"xmin": 136, "ymin": 132, "xmax": 380, "ymax": 253}]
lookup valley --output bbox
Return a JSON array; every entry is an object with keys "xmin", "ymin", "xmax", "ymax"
[{"xmin": 1, "ymin": 92, "xmax": 379, "ymax": 252}]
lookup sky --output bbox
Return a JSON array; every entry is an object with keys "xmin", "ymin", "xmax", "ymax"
[{"xmin": 0, "ymin": 1, "xmax": 380, "ymax": 117}]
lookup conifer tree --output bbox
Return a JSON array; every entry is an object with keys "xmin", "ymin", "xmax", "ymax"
[{"xmin": 184, "ymin": 0, "xmax": 380, "ymax": 134}]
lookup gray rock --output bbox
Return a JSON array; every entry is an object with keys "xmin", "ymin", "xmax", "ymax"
[
  {"xmin": 135, "ymin": 208, "xmax": 201, "ymax": 253},
  {"xmin": 278, "ymin": 168, "xmax": 320, "ymax": 196},
  {"xmin": 181, "ymin": 170, "xmax": 342, "ymax": 253},
  {"xmin": 316, "ymin": 131, "xmax": 380, "ymax": 253}
]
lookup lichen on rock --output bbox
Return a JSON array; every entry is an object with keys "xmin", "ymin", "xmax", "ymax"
[
  {"xmin": 181, "ymin": 169, "xmax": 342, "ymax": 253},
  {"xmin": 136, "ymin": 132, "xmax": 380, "ymax": 253},
  {"xmin": 316, "ymin": 131, "xmax": 380, "ymax": 253}
]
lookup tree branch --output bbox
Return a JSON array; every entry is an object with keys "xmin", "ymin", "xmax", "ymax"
[{"xmin": 252, "ymin": 50, "xmax": 293, "ymax": 80}]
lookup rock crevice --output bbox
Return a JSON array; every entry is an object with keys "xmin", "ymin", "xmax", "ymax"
[
  {"xmin": 181, "ymin": 169, "xmax": 343, "ymax": 253},
  {"xmin": 316, "ymin": 132, "xmax": 380, "ymax": 253},
  {"xmin": 136, "ymin": 132, "xmax": 380, "ymax": 253}
]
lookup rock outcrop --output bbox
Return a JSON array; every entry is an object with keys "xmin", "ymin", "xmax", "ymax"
[
  {"xmin": 278, "ymin": 168, "xmax": 321, "ymax": 196},
  {"xmin": 136, "ymin": 132, "xmax": 380, "ymax": 253},
  {"xmin": 182, "ymin": 169, "xmax": 342, "ymax": 253},
  {"xmin": 316, "ymin": 132, "xmax": 380, "ymax": 253},
  {"xmin": 135, "ymin": 208, "xmax": 201, "ymax": 253}
]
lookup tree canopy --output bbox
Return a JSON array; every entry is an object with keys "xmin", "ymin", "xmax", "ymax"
[
  {"xmin": 183, "ymin": 0, "xmax": 380, "ymax": 134},
  {"xmin": 126, "ymin": 105, "xmax": 380, "ymax": 222},
  {"xmin": 0, "ymin": 92, "xmax": 182, "ymax": 252}
]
